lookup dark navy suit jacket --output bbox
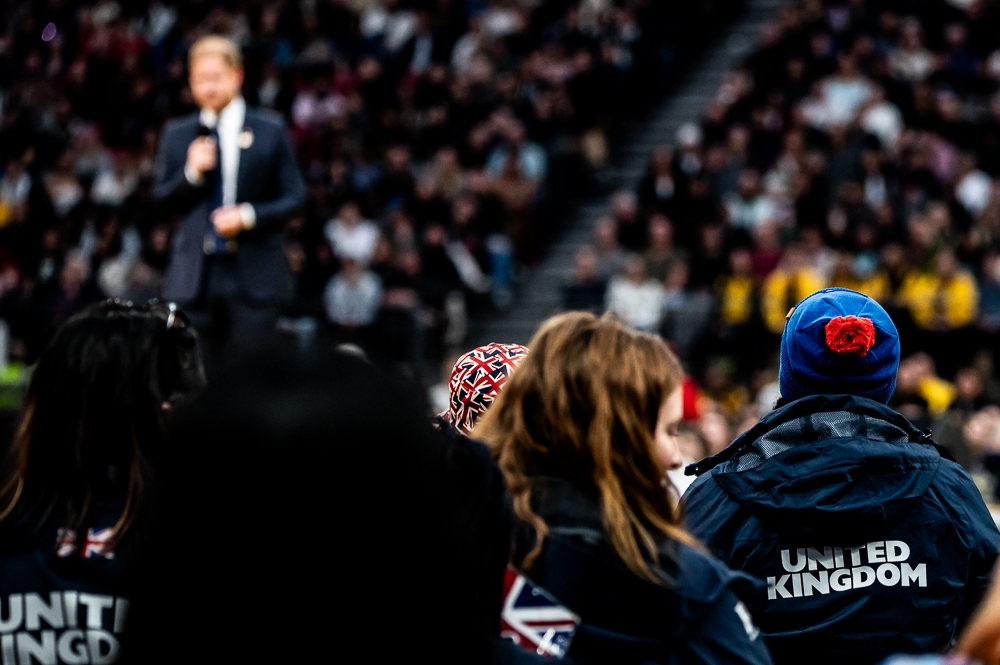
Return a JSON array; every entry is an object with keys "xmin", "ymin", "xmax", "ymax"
[{"xmin": 153, "ymin": 107, "xmax": 306, "ymax": 305}]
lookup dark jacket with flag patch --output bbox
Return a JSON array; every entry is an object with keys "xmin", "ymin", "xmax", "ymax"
[
  {"xmin": 517, "ymin": 477, "xmax": 773, "ymax": 665},
  {"xmin": 0, "ymin": 496, "xmax": 133, "ymax": 664},
  {"xmin": 683, "ymin": 394, "xmax": 1000, "ymax": 664}
]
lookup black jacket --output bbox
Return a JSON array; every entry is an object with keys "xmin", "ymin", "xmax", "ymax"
[
  {"xmin": 518, "ymin": 477, "xmax": 774, "ymax": 665},
  {"xmin": 435, "ymin": 422, "xmax": 549, "ymax": 665},
  {"xmin": 0, "ymin": 498, "xmax": 132, "ymax": 664},
  {"xmin": 683, "ymin": 394, "xmax": 1000, "ymax": 664}
]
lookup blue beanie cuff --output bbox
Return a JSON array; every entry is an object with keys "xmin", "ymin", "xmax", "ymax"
[{"xmin": 779, "ymin": 331, "xmax": 897, "ymax": 404}]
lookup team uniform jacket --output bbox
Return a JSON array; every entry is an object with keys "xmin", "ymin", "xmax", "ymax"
[
  {"xmin": 517, "ymin": 476, "xmax": 773, "ymax": 665},
  {"xmin": 683, "ymin": 394, "xmax": 1000, "ymax": 664},
  {"xmin": 0, "ymin": 498, "xmax": 132, "ymax": 665}
]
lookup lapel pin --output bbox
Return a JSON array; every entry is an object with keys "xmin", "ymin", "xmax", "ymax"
[{"xmin": 238, "ymin": 128, "xmax": 254, "ymax": 149}]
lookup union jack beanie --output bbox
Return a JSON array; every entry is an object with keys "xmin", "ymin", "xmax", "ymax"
[{"xmin": 441, "ymin": 342, "xmax": 529, "ymax": 435}]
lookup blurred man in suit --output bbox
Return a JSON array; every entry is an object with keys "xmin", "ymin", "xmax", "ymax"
[{"xmin": 154, "ymin": 36, "xmax": 305, "ymax": 359}]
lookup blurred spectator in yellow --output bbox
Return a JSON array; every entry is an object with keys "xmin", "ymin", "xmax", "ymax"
[
  {"xmin": 899, "ymin": 249, "xmax": 979, "ymax": 377},
  {"xmin": 892, "ymin": 353, "xmax": 956, "ymax": 426},
  {"xmin": 716, "ymin": 247, "xmax": 756, "ymax": 327},
  {"xmin": 707, "ymin": 246, "xmax": 763, "ymax": 380},
  {"xmin": 899, "ymin": 250, "xmax": 979, "ymax": 330},
  {"xmin": 761, "ymin": 244, "xmax": 825, "ymax": 335},
  {"xmin": 829, "ymin": 250, "xmax": 890, "ymax": 303}
]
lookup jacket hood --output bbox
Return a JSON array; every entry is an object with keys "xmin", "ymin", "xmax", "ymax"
[{"xmin": 685, "ymin": 395, "xmax": 953, "ymax": 539}]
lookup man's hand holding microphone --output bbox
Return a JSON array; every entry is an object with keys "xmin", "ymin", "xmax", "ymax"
[{"xmin": 185, "ymin": 118, "xmax": 250, "ymax": 239}]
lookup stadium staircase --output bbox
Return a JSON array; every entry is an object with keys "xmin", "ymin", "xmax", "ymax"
[{"xmin": 468, "ymin": 0, "xmax": 786, "ymax": 346}]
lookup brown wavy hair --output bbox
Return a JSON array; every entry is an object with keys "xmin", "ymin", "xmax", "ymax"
[{"xmin": 475, "ymin": 311, "xmax": 697, "ymax": 583}]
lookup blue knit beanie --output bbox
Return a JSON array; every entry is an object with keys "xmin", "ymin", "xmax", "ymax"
[{"xmin": 779, "ymin": 288, "xmax": 900, "ymax": 404}]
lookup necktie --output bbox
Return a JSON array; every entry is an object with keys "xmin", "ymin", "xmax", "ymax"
[{"xmin": 209, "ymin": 128, "xmax": 231, "ymax": 254}]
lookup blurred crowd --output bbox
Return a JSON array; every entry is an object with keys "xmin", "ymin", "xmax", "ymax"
[
  {"xmin": 562, "ymin": 0, "xmax": 1000, "ymax": 482},
  {"xmin": 0, "ymin": 0, "xmax": 737, "ymax": 380}
]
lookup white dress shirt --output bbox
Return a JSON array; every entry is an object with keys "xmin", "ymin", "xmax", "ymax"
[{"xmin": 186, "ymin": 96, "xmax": 255, "ymax": 227}]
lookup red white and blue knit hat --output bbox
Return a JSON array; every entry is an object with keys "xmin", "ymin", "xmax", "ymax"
[{"xmin": 441, "ymin": 342, "xmax": 529, "ymax": 434}]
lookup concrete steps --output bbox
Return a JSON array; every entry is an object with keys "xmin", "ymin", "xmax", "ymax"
[{"xmin": 468, "ymin": 0, "xmax": 788, "ymax": 346}]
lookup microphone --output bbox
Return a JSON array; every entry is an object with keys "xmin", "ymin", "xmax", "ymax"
[{"xmin": 198, "ymin": 110, "xmax": 218, "ymax": 137}]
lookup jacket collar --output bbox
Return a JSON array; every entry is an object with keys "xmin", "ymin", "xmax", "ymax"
[
  {"xmin": 685, "ymin": 394, "xmax": 948, "ymax": 477},
  {"xmin": 525, "ymin": 476, "xmax": 682, "ymax": 586},
  {"xmin": 530, "ymin": 476, "xmax": 604, "ymax": 532}
]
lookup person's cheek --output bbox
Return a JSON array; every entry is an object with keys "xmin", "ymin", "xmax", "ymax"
[{"xmin": 661, "ymin": 435, "xmax": 683, "ymax": 470}]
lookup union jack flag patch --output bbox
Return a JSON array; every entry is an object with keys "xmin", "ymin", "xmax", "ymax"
[
  {"xmin": 500, "ymin": 567, "xmax": 579, "ymax": 659},
  {"xmin": 55, "ymin": 527, "xmax": 116, "ymax": 560}
]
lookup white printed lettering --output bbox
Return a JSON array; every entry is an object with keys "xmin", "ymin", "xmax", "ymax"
[
  {"xmin": 87, "ymin": 629, "xmax": 119, "ymax": 665},
  {"xmin": 0, "ymin": 597, "xmax": 22, "ymax": 633},
  {"xmin": 877, "ymin": 563, "xmax": 901, "ymax": 586},
  {"xmin": 768, "ymin": 575, "xmax": 793, "ymax": 600},
  {"xmin": 886, "ymin": 541, "xmax": 910, "ymax": 562},
  {"xmin": 78, "ymin": 595, "xmax": 112, "ymax": 630},
  {"xmin": 807, "ymin": 547, "xmax": 834, "ymax": 571},
  {"xmin": 830, "ymin": 569, "xmax": 852, "ymax": 592},
  {"xmin": 16, "ymin": 630, "xmax": 56, "ymax": 665},
  {"xmin": 901, "ymin": 562, "xmax": 927, "ymax": 587},
  {"xmin": 0, "ymin": 634, "xmax": 11, "ymax": 665},
  {"xmin": 56, "ymin": 630, "xmax": 88, "ymax": 665},
  {"xmin": 769, "ymin": 541, "xmax": 927, "ymax": 601},
  {"xmin": 112, "ymin": 599, "xmax": 128, "ymax": 635},
  {"xmin": 25, "ymin": 593, "xmax": 64, "ymax": 631},
  {"xmin": 62, "ymin": 593, "xmax": 77, "ymax": 630},
  {"xmin": 852, "ymin": 566, "xmax": 875, "ymax": 588},
  {"xmin": 781, "ymin": 549, "xmax": 807, "ymax": 573},
  {"xmin": 803, "ymin": 571, "xmax": 829, "ymax": 596}
]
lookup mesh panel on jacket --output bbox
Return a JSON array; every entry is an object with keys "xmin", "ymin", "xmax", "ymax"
[{"xmin": 719, "ymin": 412, "xmax": 911, "ymax": 474}]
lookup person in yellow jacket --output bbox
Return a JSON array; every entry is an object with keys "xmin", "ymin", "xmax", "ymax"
[
  {"xmin": 897, "ymin": 249, "xmax": 980, "ymax": 378},
  {"xmin": 761, "ymin": 244, "xmax": 826, "ymax": 335},
  {"xmin": 829, "ymin": 250, "xmax": 891, "ymax": 303},
  {"xmin": 715, "ymin": 247, "xmax": 756, "ymax": 326},
  {"xmin": 898, "ymin": 250, "xmax": 979, "ymax": 330},
  {"xmin": 709, "ymin": 247, "xmax": 764, "ymax": 381}
]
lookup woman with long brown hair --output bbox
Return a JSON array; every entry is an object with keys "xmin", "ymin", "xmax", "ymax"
[{"xmin": 476, "ymin": 312, "xmax": 772, "ymax": 664}]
